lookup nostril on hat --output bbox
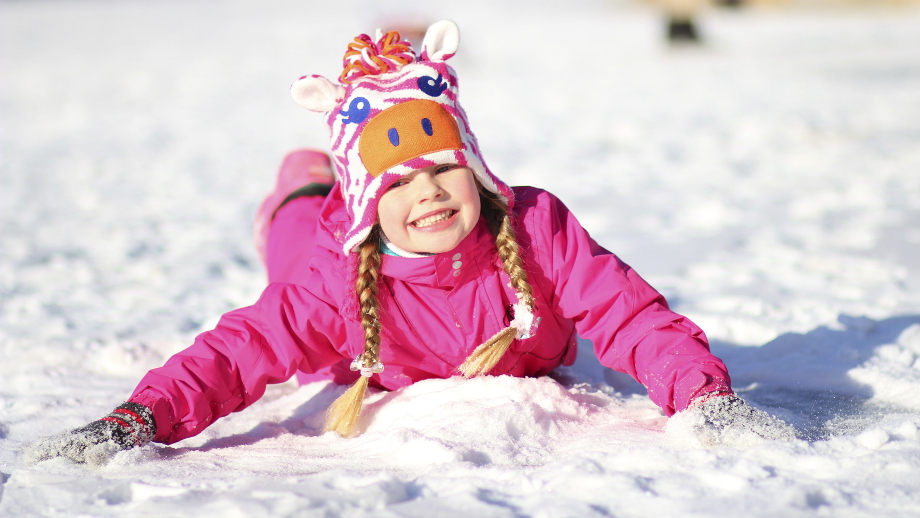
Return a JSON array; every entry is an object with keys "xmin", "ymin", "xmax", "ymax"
[{"xmin": 358, "ymin": 99, "xmax": 463, "ymax": 176}]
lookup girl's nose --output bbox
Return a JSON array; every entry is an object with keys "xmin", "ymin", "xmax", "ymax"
[{"xmin": 415, "ymin": 173, "xmax": 444, "ymax": 203}]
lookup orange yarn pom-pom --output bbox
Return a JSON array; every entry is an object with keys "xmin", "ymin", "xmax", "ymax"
[{"xmin": 340, "ymin": 30, "xmax": 416, "ymax": 84}]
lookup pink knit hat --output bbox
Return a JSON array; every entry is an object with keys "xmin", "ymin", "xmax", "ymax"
[{"xmin": 291, "ymin": 20, "xmax": 514, "ymax": 254}]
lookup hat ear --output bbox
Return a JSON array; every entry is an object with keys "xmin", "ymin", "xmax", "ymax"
[
  {"xmin": 291, "ymin": 75, "xmax": 346, "ymax": 112},
  {"xmin": 420, "ymin": 20, "xmax": 460, "ymax": 62}
]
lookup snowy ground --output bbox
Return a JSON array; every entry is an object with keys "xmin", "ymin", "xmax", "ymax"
[{"xmin": 3, "ymin": 0, "xmax": 920, "ymax": 516}]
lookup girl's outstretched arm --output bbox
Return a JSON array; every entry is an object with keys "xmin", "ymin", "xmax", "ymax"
[
  {"xmin": 25, "ymin": 280, "xmax": 348, "ymax": 464},
  {"xmin": 26, "ymin": 273, "xmax": 351, "ymax": 464},
  {"xmin": 129, "ymin": 279, "xmax": 350, "ymax": 444},
  {"xmin": 520, "ymin": 188, "xmax": 732, "ymax": 415}
]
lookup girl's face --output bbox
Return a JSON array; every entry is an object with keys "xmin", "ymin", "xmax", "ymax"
[{"xmin": 377, "ymin": 164, "xmax": 481, "ymax": 254}]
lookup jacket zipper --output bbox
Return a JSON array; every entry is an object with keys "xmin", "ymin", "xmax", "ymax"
[{"xmin": 381, "ymin": 276, "xmax": 458, "ymax": 368}]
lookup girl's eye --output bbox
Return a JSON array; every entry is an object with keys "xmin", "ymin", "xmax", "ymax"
[
  {"xmin": 435, "ymin": 164, "xmax": 456, "ymax": 174},
  {"xmin": 388, "ymin": 180, "xmax": 408, "ymax": 190}
]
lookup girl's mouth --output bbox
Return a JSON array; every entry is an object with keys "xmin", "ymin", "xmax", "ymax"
[{"xmin": 411, "ymin": 210, "xmax": 457, "ymax": 228}]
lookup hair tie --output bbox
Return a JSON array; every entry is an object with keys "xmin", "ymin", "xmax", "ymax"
[{"xmin": 350, "ymin": 354, "xmax": 385, "ymax": 377}]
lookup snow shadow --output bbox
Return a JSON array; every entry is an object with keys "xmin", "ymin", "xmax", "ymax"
[
  {"xmin": 189, "ymin": 383, "xmax": 341, "ymax": 452},
  {"xmin": 565, "ymin": 314, "xmax": 920, "ymax": 442},
  {"xmin": 710, "ymin": 314, "xmax": 920, "ymax": 441}
]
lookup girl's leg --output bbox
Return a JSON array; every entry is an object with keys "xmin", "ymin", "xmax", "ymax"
[
  {"xmin": 253, "ymin": 149, "xmax": 334, "ymax": 270},
  {"xmin": 266, "ymin": 195, "xmax": 326, "ymax": 285}
]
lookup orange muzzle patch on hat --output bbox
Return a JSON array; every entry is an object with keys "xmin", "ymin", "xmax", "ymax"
[{"xmin": 358, "ymin": 99, "xmax": 462, "ymax": 177}]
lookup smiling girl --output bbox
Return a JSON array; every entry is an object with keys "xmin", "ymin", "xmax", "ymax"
[
  {"xmin": 378, "ymin": 164, "xmax": 481, "ymax": 255},
  {"xmin": 26, "ymin": 20, "xmax": 792, "ymax": 465}
]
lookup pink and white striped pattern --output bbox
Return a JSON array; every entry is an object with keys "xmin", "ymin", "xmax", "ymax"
[{"xmin": 292, "ymin": 21, "xmax": 514, "ymax": 254}]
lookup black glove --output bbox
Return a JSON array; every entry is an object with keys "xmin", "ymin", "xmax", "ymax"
[
  {"xmin": 691, "ymin": 395, "xmax": 795, "ymax": 447},
  {"xmin": 24, "ymin": 402, "xmax": 156, "ymax": 465}
]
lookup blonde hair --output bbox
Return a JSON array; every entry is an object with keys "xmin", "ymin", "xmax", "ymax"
[
  {"xmin": 458, "ymin": 189, "xmax": 536, "ymax": 377},
  {"xmin": 323, "ymin": 191, "xmax": 536, "ymax": 436}
]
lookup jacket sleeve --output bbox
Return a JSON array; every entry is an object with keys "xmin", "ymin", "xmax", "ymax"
[
  {"xmin": 525, "ymin": 188, "xmax": 732, "ymax": 415},
  {"xmin": 128, "ymin": 277, "xmax": 349, "ymax": 444}
]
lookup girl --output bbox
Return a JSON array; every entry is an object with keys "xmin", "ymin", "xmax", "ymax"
[{"xmin": 26, "ymin": 20, "xmax": 791, "ymax": 465}]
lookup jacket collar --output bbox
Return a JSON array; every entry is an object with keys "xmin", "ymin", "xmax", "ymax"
[{"xmin": 379, "ymin": 218, "xmax": 495, "ymax": 287}]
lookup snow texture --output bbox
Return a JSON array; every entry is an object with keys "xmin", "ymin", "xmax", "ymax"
[
  {"xmin": 23, "ymin": 430, "xmax": 125, "ymax": 469},
  {"xmin": 668, "ymin": 395, "xmax": 796, "ymax": 448},
  {"xmin": 3, "ymin": 0, "xmax": 920, "ymax": 516}
]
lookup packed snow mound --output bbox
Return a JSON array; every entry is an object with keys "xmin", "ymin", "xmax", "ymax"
[
  {"xmin": 133, "ymin": 375, "xmax": 669, "ymax": 478},
  {"xmin": 352, "ymin": 376, "xmax": 665, "ymax": 467}
]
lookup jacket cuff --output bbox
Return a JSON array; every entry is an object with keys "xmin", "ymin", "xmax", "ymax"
[{"xmin": 129, "ymin": 389, "xmax": 176, "ymax": 444}]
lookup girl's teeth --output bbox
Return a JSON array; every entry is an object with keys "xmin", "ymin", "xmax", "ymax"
[{"xmin": 414, "ymin": 211, "xmax": 453, "ymax": 228}]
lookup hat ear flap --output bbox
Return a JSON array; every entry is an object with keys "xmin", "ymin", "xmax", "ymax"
[
  {"xmin": 420, "ymin": 20, "xmax": 460, "ymax": 62},
  {"xmin": 291, "ymin": 75, "xmax": 346, "ymax": 112}
]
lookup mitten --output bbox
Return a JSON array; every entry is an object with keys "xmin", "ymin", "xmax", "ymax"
[
  {"xmin": 24, "ymin": 402, "xmax": 156, "ymax": 466},
  {"xmin": 689, "ymin": 394, "xmax": 795, "ymax": 447}
]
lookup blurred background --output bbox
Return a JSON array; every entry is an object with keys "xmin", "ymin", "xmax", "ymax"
[
  {"xmin": 1, "ymin": 0, "xmax": 919, "ymax": 398},
  {"xmin": 2, "ymin": 1, "xmax": 920, "ymax": 514}
]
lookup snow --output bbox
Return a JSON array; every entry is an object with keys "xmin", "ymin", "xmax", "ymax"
[{"xmin": 3, "ymin": 0, "xmax": 920, "ymax": 516}]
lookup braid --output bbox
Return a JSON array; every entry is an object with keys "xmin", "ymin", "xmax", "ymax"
[
  {"xmin": 480, "ymin": 191, "xmax": 535, "ymax": 309},
  {"xmin": 459, "ymin": 191, "xmax": 537, "ymax": 377},
  {"xmin": 356, "ymin": 225, "xmax": 383, "ymax": 366},
  {"xmin": 324, "ymin": 225, "xmax": 383, "ymax": 437}
]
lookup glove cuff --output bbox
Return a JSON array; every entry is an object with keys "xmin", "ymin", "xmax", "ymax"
[
  {"xmin": 690, "ymin": 391, "xmax": 735, "ymax": 410},
  {"xmin": 99, "ymin": 402, "xmax": 157, "ymax": 447}
]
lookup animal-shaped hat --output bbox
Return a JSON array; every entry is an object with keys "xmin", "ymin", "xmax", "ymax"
[{"xmin": 291, "ymin": 20, "xmax": 514, "ymax": 254}]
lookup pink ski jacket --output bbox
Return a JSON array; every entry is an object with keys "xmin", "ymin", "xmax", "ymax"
[{"xmin": 130, "ymin": 187, "xmax": 732, "ymax": 444}]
